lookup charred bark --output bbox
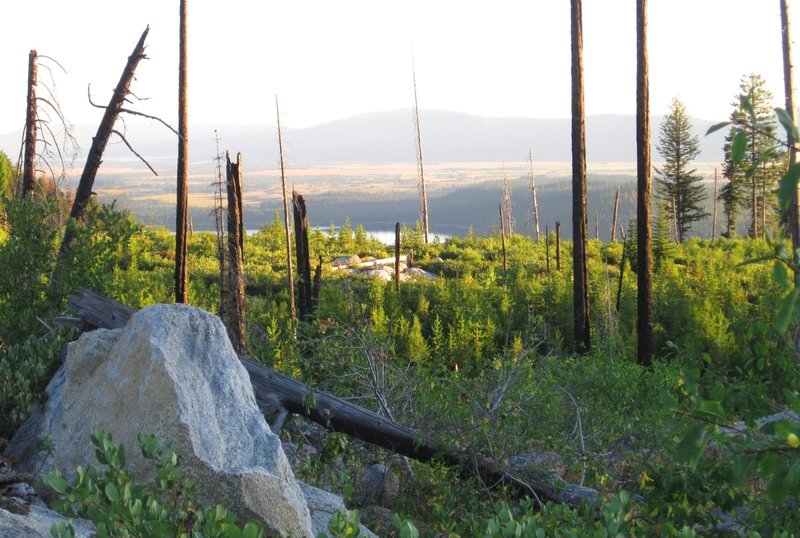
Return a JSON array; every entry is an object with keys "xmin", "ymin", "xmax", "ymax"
[
  {"xmin": 22, "ymin": 50, "xmax": 38, "ymax": 198},
  {"xmin": 293, "ymin": 191, "xmax": 313, "ymax": 321},
  {"xmin": 224, "ymin": 152, "xmax": 247, "ymax": 355},
  {"xmin": 175, "ymin": 0, "xmax": 190, "ymax": 304}
]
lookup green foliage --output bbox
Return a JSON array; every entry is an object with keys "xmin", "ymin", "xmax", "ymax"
[
  {"xmin": 655, "ymin": 98, "xmax": 707, "ymax": 242},
  {"xmin": 0, "ymin": 150, "xmax": 13, "ymax": 197},
  {"xmin": 43, "ymin": 429, "xmax": 264, "ymax": 538},
  {"xmin": 0, "ymin": 329, "xmax": 72, "ymax": 436},
  {"xmin": 720, "ymin": 75, "xmax": 786, "ymax": 238}
]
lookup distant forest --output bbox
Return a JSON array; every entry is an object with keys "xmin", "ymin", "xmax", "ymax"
[{"xmin": 103, "ymin": 173, "xmax": 726, "ymax": 243}]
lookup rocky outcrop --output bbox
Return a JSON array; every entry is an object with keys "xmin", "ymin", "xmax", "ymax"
[
  {"xmin": 0, "ymin": 504, "xmax": 95, "ymax": 537},
  {"xmin": 354, "ymin": 463, "xmax": 399, "ymax": 507},
  {"xmin": 331, "ymin": 254, "xmax": 437, "ymax": 281},
  {"xmin": 8, "ymin": 304, "xmax": 314, "ymax": 537},
  {"xmin": 300, "ymin": 482, "xmax": 377, "ymax": 538}
]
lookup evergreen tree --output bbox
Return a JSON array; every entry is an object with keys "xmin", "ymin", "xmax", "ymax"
[
  {"xmin": 655, "ymin": 98, "xmax": 707, "ymax": 242},
  {"xmin": 721, "ymin": 74, "xmax": 785, "ymax": 238}
]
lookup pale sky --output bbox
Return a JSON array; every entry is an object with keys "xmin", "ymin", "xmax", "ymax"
[{"xmin": 0, "ymin": 0, "xmax": 797, "ymax": 141}]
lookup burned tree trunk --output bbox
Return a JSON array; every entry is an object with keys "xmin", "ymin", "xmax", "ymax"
[
  {"xmin": 500, "ymin": 203, "xmax": 508, "ymax": 271},
  {"xmin": 636, "ymin": 0, "xmax": 654, "ymax": 367},
  {"xmin": 52, "ymin": 28, "xmax": 149, "ymax": 299},
  {"xmin": 65, "ymin": 289, "xmax": 601, "ymax": 509},
  {"xmin": 175, "ymin": 0, "xmax": 190, "ymax": 304},
  {"xmin": 224, "ymin": 152, "xmax": 247, "ymax": 355},
  {"xmin": 611, "ymin": 185, "xmax": 621, "ymax": 241},
  {"xmin": 712, "ymin": 168, "xmax": 718, "ymax": 240},
  {"xmin": 571, "ymin": 0, "xmax": 591, "ymax": 354},
  {"xmin": 292, "ymin": 191, "xmax": 313, "ymax": 321},
  {"xmin": 22, "ymin": 50, "xmax": 38, "ymax": 198},
  {"xmin": 555, "ymin": 221, "xmax": 561, "ymax": 271},
  {"xmin": 528, "ymin": 149, "xmax": 540, "ymax": 241},
  {"xmin": 275, "ymin": 96, "xmax": 296, "ymax": 320},
  {"xmin": 395, "ymin": 222, "xmax": 401, "ymax": 293}
]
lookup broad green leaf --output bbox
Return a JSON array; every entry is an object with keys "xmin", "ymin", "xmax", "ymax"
[
  {"xmin": 42, "ymin": 471, "xmax": 69, "ymax": 494},
  {"xmin": 774, "ymin": 287, "xmax": 799, "ymax": 333},
  {"xmin": 732, "ymin": 132, "xmax": 748, "ymax": 167},
  {"xmin": 773, "ymin": 260, "xmax": 791, "ymax": 290},
  {"xmin": 677, "ymin": 423, "xmax": 707, "ymax": 467},
  {"xmin": 767, "ymin": 463, "xmax": 789, "ymax": 503},
  {"xmin": 705, "ymin": 121, "xmax": 731, "ymax": 136},
  {"xmin": 697, "ymin": 400, "xmax": 726, "ymax": 420},
  {"xmin": 104, "ymin": 483, "xmax": 119, "ymax": 504},
  {"xmin": 775, "ymin": 107, "xmax": 800, "ymax": 141},
  {"xmin": 778, "ymin": 164, "xmax": 800, "ymax": 211}
]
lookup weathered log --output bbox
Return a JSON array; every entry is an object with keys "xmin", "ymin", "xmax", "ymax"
[{"xmin": 64, "ymin": 289, "xmax": 600, "ymax": 508}]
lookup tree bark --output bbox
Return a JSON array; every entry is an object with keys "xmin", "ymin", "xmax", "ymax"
[
  {"xmin": 64, "ymin": 288, "xmax": 601, "ymax": 509},
  {"xmin": 53, "ymin": 28, "xmax": 149, "ymax": 299},
  {"xmin": 611, "ymin": 185, "xmax": 621, "ymax": 241},
  {"xmin": 555, "ymin": 221, "xmax": 561, "ymax": 272},
  {"xmin": 528, "ymin": 149, "xmax": 540, "ymax": 241},
  {"xmin": 413, "ymin": 58, "xmax": 430, "ymax": 244},
  {"xmin": 571, "ymin": 0, "xmax": 591, "ymax": 354},
  {"xmin": 395, "ymin": 222, "xmax": 401, "ymax": 293},
  {"xmin": 22, "ymin": 50, "xmax": 38, "ymax": 198},
  {"xmin": 224, "ymin": 152, "xmax": 247, "ymax": 355},
  {"xmin": 293, "ymin": 190, "xmax": 313, "ymax": 320},
  {"xmin": 782, "ymin": 0, "xmax": 800, "ymax": 278},
  {"xmin": 712, "ymin": 168, "xmax": 718, "ymax": 240},
  {"xmin": 175, "ymin": 0, "xmax": 189, "ymax": 304},
  {"xmin": 636, "ymin": 0, "xmax": 654, "ymax": 367},
  {"xmin": 276, "ymin": 96, "xmax": 296, "ymax": 320}
]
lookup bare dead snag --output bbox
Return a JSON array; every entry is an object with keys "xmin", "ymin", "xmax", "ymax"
[
  {"xmin": 528, "ymin": 149, "xmax": 540, "ymax": 241},
  {"xmin": 395, "ymin": 222, "xmax": 401, "ymax": 293},
  {"xmin": 22, "ymin": 50, "xmax": 38, "ymax": 198},
  {"xmin": 224, "ymin": 152, "xmax": 247, "ymax": 355},
  {"xmin": 611, "ymin": 185, "xmax": 621, "ymax": 241},
  {"xmin": 292, "ymin": 190, "xmax": 313, "ymax": 321},
  {"xmin": 500, "ymin": 203, "xmax": 508, "ymax": 271},
  {"xmin": 50, "ymin": 28, "xmax": 149, "ymax": 302},
  {"xmin": 175, "ymin": 0, "xmax": 190, "ymax": 304},
  {"xmin": 555, "ymin": 221, "xmax": 561, "ymax": 272},
  {"xmin": 711, "ymin": 168, "xmax": 718, "ymax": 240},
  {"xmin": 276, "ymin": 96, "xmax": 296, "ymax": 320},
  {"xmin": 412, "ymin": 55, "xmax": 430, "ymax": 244}
]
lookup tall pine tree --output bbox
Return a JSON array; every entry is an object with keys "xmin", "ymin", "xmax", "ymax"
[
  {"xmin": 721, "ymin": 74, "xmax": 785, "ymax": 238},
  {"xmin": 655, "ymin": 98, "xmax": 707, "ymax": 242}
]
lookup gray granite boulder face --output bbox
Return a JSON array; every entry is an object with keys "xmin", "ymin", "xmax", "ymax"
[
  {"xmin": 0, "ymin": 504, "xmax": 95, "ymax": 537},
  {"xmin": 299, "ymin": 483, "xmax": 377, "ymax": 538},
  {"xmin": 8, "ymin": 304, "xmax": 313, "ymax": 537}
]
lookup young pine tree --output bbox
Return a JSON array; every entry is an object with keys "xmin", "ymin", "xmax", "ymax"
[
  {"xmin": 721, "ymin": 74, "xmax": 785, "ymax": 238},
  {"xmin": 655, "ymin": 98, "xmax": 707, "ymax": 242}
]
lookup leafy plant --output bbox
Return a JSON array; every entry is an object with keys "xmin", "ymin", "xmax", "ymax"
[{"xmin": 42, "ymin": 429, "xmax": 264, "ymax": 538}]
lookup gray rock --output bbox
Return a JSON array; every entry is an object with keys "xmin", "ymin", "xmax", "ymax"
[
  {"xmin": 299, "ymin": 483, "xmax": 376, "ymax": 538},
  {"xmin": 333, "ymin": 255, "xmax": 361, "ymax": 267},
  {"xmin": 405, "ymin": 267, "xmax": 437, "ymax": 280},
  {"xmin": 360, "ymin": 268, "xmax": 393, "ymax": 281},
  {"xmin": 0, "ymin": 504, "xmax": 95, "ymax": 537},
  {"xmin": 355, "ymin": 463, "xmax": 399, "ymax": 507},
  {"xmin": 359, "ymin": 506, "xmax": 395, "ymax": 535},
  {"xmin": 8, "ymin": 304, "xmax": 313, "ymax": 538}
]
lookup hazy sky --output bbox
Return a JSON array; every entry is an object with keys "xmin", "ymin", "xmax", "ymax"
[{"xmin": 0, "ymin": 0, "xmax": 797, "ymax": 139}]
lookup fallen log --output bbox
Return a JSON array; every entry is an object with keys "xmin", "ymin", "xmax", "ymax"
[{"xmin": 64, "ymin": 289, "xmax": 599, "ymax": 508}]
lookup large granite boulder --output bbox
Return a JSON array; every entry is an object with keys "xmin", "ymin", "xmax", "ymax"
[
  {"xmin": 0, "ymin": 504, "xmax": 95, "ymax": 537},
  {"xmin": 8, "ymin": 304, "xmax": 313, "ymax": 537}
]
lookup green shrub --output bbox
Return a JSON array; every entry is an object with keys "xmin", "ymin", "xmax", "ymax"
[{"xmin": 43, "ymin": 429, "xmax": 264, "ymax": 538}]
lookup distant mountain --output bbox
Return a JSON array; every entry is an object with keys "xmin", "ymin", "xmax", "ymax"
[{"xmin": 0, "ymin": 109, "xmax": 727, "ymax": 168}]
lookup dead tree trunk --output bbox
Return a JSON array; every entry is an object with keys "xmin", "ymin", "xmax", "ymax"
[
  {"xmin": 782, "ymin": 0, "xmax": 800, "ymax": 278},
  {"xmin": 276, "ymin": 96, "xmax": 296, "ymax": 320},
  {"xmin": 293, "ymin": 191, "xmax": 313, "ymax": 321},
  {"xmin": 175, "ymin": 0, "xmax": 190, "ymax": 304},
  {"xmin": 53, "ymin": 28, "xmax": 149, "ymax": 296},
  {"xmin": 22, "ymin": 50, "xmax": 38, "ymax": 198},
  {"xmin": 595, "ymin": 209, "xmax": 600, "ymax": 241},
  {"xmin": 213, "ymin": 131, "xmax": 228, "ymax": 311},
  {"xmin": 611, "ymin": 185, "xmax": 621, "ymax": 241},
  {"xmin": 499, "ymin": 203, "xmax": 508, "ymax": 271},
  {"xmin": 528, "ymin": 148, "xmax": 540, "ymax": 241},
  {"xmin": 636, "ymin": 0, "xmax": 654, "ymax": 367},
  {"xmin": 545, "ymin": 225, "xmax": 551, "ymax": 272},
  {"xmin": 711, "ymin": 168, "xmax": 718, "ymax": 240},
  {"xmin": 616, "ymin": 227, "xmax": 627, "ymax": 313},
  {"xmin": 555, "ymin": 221, "xmax": 561, "ymax": 271},
  {"xmin": 571, "ymin": 0, "xmax": 591, "ymax": 355},
  {"xmin": 412, "ymin": 56, "xmax": 430, "ymax": 244},
  {"xmin": 395, "ymin": 222, "xmax": 401, "ymax": 293},
  {"xmin": 64, "ymin": 288, "xmax": 600, "ymax": 509},
  {"xmin": 224, "ymin": 152, "xmax": 246, "ymax": 355}
]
